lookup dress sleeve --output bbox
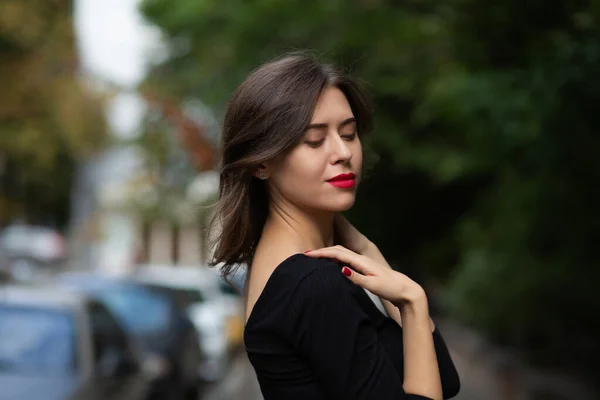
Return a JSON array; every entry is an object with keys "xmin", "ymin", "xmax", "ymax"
[
  {"xmin": 284, "ymin": 262, "xmax": 436, "ymax": 400},
  {"xmin": 432, "ymin": 327, "xmax": 461, "ymax": 398}
]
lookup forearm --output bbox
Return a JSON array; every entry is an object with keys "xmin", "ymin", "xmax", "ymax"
[
  {"xmin": 400, "ymin": 300, "xmax": 443, "ymax": 400},
  {"xmin": 363, "ymin": 241, "xmax": 435, "ymax": 331}
]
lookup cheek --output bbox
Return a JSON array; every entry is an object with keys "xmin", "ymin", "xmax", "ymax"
[
  {"xmin": 270, "ymin": 147, "xmax": 360, "ymax": 212},
  {"xmin": 270, "ymin": 152, "xmax": 326, "ymax": 203},
  {"xmin": 275, "ymin": 155, "xmax": 324, "ymax": 195}
]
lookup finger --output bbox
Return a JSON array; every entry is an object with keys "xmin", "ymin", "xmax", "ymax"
[
  {"xmin": 305, "ymin": 246, "xmax": 369, "ymax": 275},
  {"xmin": 341, "ymin": 266, "xmax": 372, "ymax": 290}
]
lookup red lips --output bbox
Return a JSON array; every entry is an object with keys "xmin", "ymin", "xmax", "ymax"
[
  {"xmin": 327, "ymin": 173, "xmax": 356, "ymax": 189},
  {"xmin": 327, "ymin": 173, "xmax": 356, "ymax": 182}
]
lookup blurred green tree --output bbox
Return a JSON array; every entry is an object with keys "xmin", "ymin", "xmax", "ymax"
[
  {"xmin": 0, "ymin": 0, "xmax": 108, "ymax": 227},
  {"xmin": 140, "ymin": 0, "xmax": 600, "ymax": 378}
]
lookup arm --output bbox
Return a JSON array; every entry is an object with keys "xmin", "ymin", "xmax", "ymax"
[
  {"xmin": 306, "ymin": 252, "xmax": 442, "ymax": 399},
  {"xmin": 333, "ymin": 215, "xmax": 434, "ymax": 330},
  {"xmin": 363, "ymin": 241, "xmax": 460, "ymax": 398},
  {"xmin": 362, "ymin": 241, "xmax": 436, "ymax": 331},
  {"xmin": 399, "ymin": 295, "xmax": 442, "ymax": 398},
  {"xmin": 288, "ymin": 264, "xmax": 438, "ymax": 400},
  {"xmin": 332, "ymin": 216, "xmax": 459, "ymax": 397}
]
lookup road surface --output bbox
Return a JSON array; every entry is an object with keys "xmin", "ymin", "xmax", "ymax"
[{"xmin": 203, "ymin": 351, "xmax": 263, "ymax": 400}]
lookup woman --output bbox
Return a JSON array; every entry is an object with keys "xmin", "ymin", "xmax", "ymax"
[{"xmin": 210, "ymin": 52, "xmax": 461, "ymax": 399}]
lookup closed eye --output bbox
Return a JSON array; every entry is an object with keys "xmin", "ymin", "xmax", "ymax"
[
  {"xmin": 305, "ymin": 139, "xmax": 325, "ymax": 148},
  {"xmin": 341, "ymin": 132, "xmax": 357, "ymax": 141}
]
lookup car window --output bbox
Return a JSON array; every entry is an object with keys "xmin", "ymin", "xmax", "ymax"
[
  {"xmin": 0, "ymin": 305, "xmax": 76, "ymax": 374},
  {"xmin": 183, "ymin": 288, "xmax": 205, "ymax": 304},
  {"xmin": 171, "ymin": 287, "xmax": 205, "ymax": 308},
  {"xmin": 144, "ymin": 284, "xmax": 203, "ymax": 311},
  {"xmin": 89, "ymin": 303, "xmax": 127, "ymax": 346},
  {"xmin": 97, "ymin": 286, "xmax": 172, "ymax": 335},
  {"xmin": 88, "ymin": 302, "xmax": 129, "ymax": 365}
]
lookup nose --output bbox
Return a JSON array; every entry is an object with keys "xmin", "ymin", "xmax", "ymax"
[{"xmin": 329, "ymin": 134, "xmax": 353, "ymax": 165}]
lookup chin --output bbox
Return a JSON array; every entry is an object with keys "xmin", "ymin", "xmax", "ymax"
[{"xmin": 322, "ymin": 196, "xmax": 356, "ymax": 212}]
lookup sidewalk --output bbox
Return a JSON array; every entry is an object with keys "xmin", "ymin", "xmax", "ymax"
[{"xmin": 437, "ymin": 319, "xmax": 597, "ymax": 400}]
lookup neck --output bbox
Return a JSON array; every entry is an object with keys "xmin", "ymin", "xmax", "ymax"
[{"xmin": 263, "ymin": 200, "xmax": 335, "ymax": 252}]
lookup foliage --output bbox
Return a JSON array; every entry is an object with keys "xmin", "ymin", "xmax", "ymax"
[
  {"xmin": 139, "ymin": 0, "xmax": 600, "ymax": 375},
  {"xmin": 0, "ymin": 0, "xmax": 108, "ymax": 227}
]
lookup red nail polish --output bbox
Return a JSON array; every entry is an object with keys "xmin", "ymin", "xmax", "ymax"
[{"xmin": 342, "ymin": 267, "xmax": 352, "ymax": 277}]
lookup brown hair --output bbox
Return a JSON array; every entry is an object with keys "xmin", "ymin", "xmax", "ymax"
[{"xmin": 208, "ymin": 51, "xmax": 373, "ymax": 281}]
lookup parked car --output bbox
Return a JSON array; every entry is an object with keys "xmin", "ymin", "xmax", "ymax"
[
  {"xmin": 0, "ymin": 224, "xmax": 67, "ymax": 281},
  {"xmin": 0, "ymin": 248, "xmax": 12, "ymax": 283},
  {"xmin": 135, "ymin": 265, "xmax": 231, "ymax": 382},
  {"xmin": 0, "ymin": 224, "xmax": 67, "ymax": 264},
  {"xmin": 0, "ymin": 284, "xmax": 149, "ymax": 400},
  {"xmin": 210, "ymin": 265, "xmax": 246, "ymax": 350},
  {"xmin": 55, "ymin": 272, "xmax": 202, "ymax": 400}
]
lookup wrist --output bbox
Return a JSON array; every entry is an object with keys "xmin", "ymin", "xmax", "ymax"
[
  {"xmin": 395, "ymin": 287, "xmax": 429, "ymax": 313},
  {"xmin": 399, "ymin": 301, "xmax": 431, "ymax": 329}
]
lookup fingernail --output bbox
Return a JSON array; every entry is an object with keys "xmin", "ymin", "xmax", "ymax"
[
  {"xmin": 341, "ymin": 267, "xmax": 352, "ymax": 277},
  {"xmin": 304, "ymin": 250, "xmax": 312, "ymax": 253}
]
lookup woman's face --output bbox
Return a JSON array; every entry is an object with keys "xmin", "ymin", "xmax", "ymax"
[{"xmin": 264, "ymin": 86, "xmax": 363, "ymax": 212}]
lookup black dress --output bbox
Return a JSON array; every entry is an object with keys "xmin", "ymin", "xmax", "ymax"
[{"xmin": 244, "ymin": 253, "xmax": 461, "ymax": 399}]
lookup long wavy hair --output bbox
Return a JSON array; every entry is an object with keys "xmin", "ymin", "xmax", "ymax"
[{"xmin": 208, "ymin": 51, "xmax": 373, "ymax": 281}]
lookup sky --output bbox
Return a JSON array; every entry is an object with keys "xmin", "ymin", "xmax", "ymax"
[
  {"xmin": 74, "ymin": 0, "xmax": 160, "ymax": 87},
  {"xmin": 73, "ymin": 0, "xmax": 162, "ymax": 138}
]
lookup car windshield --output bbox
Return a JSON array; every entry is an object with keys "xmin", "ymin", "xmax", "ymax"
[
  {"xmin": 0, "ymin": 305, "xmax": 76, "ymax": 375},
  {"xmin": 144, "ymin": 284, "xmax": 204, "ymax": 311},
  {"xmin": 97, "ymin": 286, "xmax": 172, "ymax": 335},
  {"xmin": 176, "ymin": 288, "xmax": 205, "ymax": 306}
]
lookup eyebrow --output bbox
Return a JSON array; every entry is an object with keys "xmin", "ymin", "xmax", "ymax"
[{"xmin": 305, "ymin": 117, "xmax": 356, "ymax": 131}]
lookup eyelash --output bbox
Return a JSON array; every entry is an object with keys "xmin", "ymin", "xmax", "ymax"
[
  {"xmin": 343, "ymin": 132, "xmax": 358, "ymax": 141},
  {"xmin": 305, "ymin": 140, "xmax": 324, "ymax": 148},
  {"xmin": 305, "ymin": 131, "xmax": 358, "ymax": 148}
]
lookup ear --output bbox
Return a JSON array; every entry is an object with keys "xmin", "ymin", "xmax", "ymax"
[{"xmin": 254, "ymin": 163, "xmax": 269, "ymax": 180}]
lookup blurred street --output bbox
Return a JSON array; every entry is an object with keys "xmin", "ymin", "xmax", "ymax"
[
  {"xmin": 203, "ymin": 352, "xmax": 262, "ymax": 400},
  {"xmin": 2, "ymin": 1, "xmax": 600, "ymax": 400}
]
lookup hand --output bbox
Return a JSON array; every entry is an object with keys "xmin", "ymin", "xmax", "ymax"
[
  {"xmin": 334, "ymin": 214, "xmax": 371, "ymax": 255},
  {"xmin": 305, "ymin": 245, "xmax": 427, "ymax": 309}
]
